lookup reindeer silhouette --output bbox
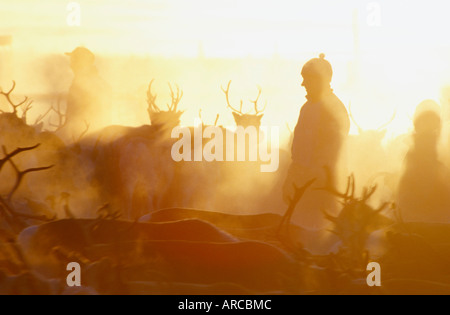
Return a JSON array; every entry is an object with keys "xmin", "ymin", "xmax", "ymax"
[
  {"xmin": 222, "ymin": 80, "xmax": 266, "ymax": 129},
  {"xmin": 93, "ymin": 80, "xmax": 185, "ymax": 219},
  {"xmin": 147, "ymin": 79, "xmax": 184, "ymax": 132},
  {"xmin": 347, "ymin": 104, "xmax": 398, "ymax": 197}
]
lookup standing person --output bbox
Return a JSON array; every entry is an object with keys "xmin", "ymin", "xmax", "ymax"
[
  {"xmin": 63, "ymin": 46, "xmax": 111, "ymax": 139},
  {"xmin": 283, "ymin": 54, "xmax": 350, "ymax": 231},
  {"xmin": 397, "ymin": 100, "xmax": 450, "ymax": 223}
]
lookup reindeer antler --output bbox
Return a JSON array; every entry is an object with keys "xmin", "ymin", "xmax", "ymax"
[
  {"xmin": 147, "ymin": 79, "xmax": 159, "ymax": 113},
  {"xmin": 198, "ymin": 109, "xmax": 220, "ymax": 127},
  {"xmin": 0, "ymin": 81, "xmax": 32, "ymax": 118},
  {"xmin": 1, "ymin": 145, "xmax": 53, "ymax": 202},
  {"xmin": 49, "ymin": 97, "xmax": 67, "ymax": 131},
  {"xmin": 222, "ymin": 81, "xmax": 244, "ymax": 115},
  {"xmin": 21, "ymin": 100, "xmax": 34, "ymax": 124},
  {"xmin": 277, "ymin": 178, "xmax": 316, "ymax": 238},
  {"xmin": 34, "ymin": 106, "xmax": 52, "ymax": 126},
  {"xmin": 72, "ymin": 120, "xmax": 90, "ymax": 144},
  {"xmin": 0, "ymin": 144, "xmax": 41, "ymax": 172},
  {"xmin": 250, "ymin": 85, "xmax": 267, "ymax": 115},
  {"xmin": 361, "ymin": 185, "xmax": 378, "ymax": 202},
  {"xmin": 317, "ymin": 166, "xmax": 355, "ymax": 202},
  {"xmin": 147, "ymin": 80, "xmax": 183, "ymax": 113},
  {"xmin": 348, "ymin": 102, "xmax": 363, "ymax": 134},
  {"xmin": 167, "ymin": 83, "xmax": 183, "ymax": 112},
  {"xmin": 6, "ymin": 158, "xmax": 54, "ymax": 202},
  {"xmin": 214, "ymin": 114, "xmax": 220, "ymax": 127},
  {"xmin": 222, "ymin": 81, "xmax": 267, "ymax": 116},
  {"xmin": 349, "ymin": 102, "xmax": 397, "ymax": 132},
  {"xmin": 377, "ymin": 110, "xmax": 397, "ymax": 131}
]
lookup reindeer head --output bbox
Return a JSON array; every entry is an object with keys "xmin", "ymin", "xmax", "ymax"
[
  {"xmin": 0, "ymin": 81, "xmax": 33, "ymax": 121},
  {"xmin": 198, "ymin": 109, "xmax": 220, "ymax": 128},
  {"xmin": 349, "ymin": 103, "xmax": 396, "ymax": 143},
  {"xmin": 222, "ymin": 81, "xmax": 266, "ymax": 129},
  {"xmin": 320, "ymin": 174, "xmax": 393, "ymax": 251},
  {"xmin": 147, "ymin": 80, "xmax": 184, "ymax": 131},
  {"xmin": 0, "ymin": 81, "xmax": 37, "ymax": 144}
]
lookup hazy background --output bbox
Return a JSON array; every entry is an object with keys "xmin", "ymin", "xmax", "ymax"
[{"xmin": 1, "ymin": 0, "xmax": 450, "ymax": 143}]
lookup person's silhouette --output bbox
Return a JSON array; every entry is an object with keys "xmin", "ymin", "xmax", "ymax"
[
  {"xmin": 283, "ymin": 54, "xmax": 350, "ymax": 231},
  {"xmin": 64, "ymin": 47, "xmax": 111, "ymax": 138},
  {"xmin": 398, "ymin": 100, "xmax": 450, "ymax": 223}
]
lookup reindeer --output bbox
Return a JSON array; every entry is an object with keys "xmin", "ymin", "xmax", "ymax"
[
  {"xmin": 0, "ymin": 81, "xmax": 66, "ymax": 138},
  {"xmin": 0, "ymin": 81, "xmax": 33, "ymax": 120},
  {"xmin": 222, "ymin": 80, "xmax": 266, "ymax": 129},
  {"xmin": 0, "ymin": 144, "xmax": 55, "ymax": 233},
  {"xmin": 93, "ymin": 80, "xmax": 184, "ymax": 219},
  {"xmin": 147, "ymin": 81, "xmax": 274, "ymax": 213},
  {"xmin": 318, "ymin": 173, "xmax": 394, "ymax": 282},
  {"xmin": 211, "ymin": 81, "xmax": 283, "ymax": 213},
  {"xmin": 140, "ymin": 207, "xmax": 305, "ymax": 244},
  {"xmin": 220, "ymin": 80, "xmax": 269, "ymax": 162},
  {"xmin": 0, "ymin": 82, "xmax": 39, "ymax": 148},
  {"xmin": 17, "ymin": 217, "xmax": 298, "ymax": 293},
  {"xmin": 346, "ymin": 104, "xmax": 400, "ymax": 204},
  {"xmin": 0, "ymin": 82, "xmax": 73, "ymax": 221},
  {"xmin": 164, "ymin": 109, "xmax": 224, "ymax": 211},
  {"xmin": 147, "ymin": 79, "xmax": 184, "ymax": 132}
]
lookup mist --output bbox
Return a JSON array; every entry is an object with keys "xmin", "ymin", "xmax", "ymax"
[{"xmin": 3, "ymin": 0, "xmax": 450, "ymax": 296}]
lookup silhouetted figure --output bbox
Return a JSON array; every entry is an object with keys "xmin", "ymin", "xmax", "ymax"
[
  {"xmin": 398, "ymin": 100, "xmax": 450, "ymax": 223},
  {"xmin": 283, "ymin": 54, "xmax": 350, "ymax": 231},
  {"xmin": 64, "ymin": 47, "xmax": 111, "ymax": 138}
]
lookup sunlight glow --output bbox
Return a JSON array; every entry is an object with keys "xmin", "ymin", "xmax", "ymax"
[{"xmin": 1, "ymin": 0, "xmax": 450, "ymax": 138}]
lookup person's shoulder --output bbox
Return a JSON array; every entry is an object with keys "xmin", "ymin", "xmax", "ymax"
[
  {"xmin": 329, "ymin": 92, "xmax": 346, "ymax": 107},
  {"xmin": 299, "ymin": 100, "xmax": 311, "ymax": 112},
  {"xmin": 329, "ymin": 93, "xmax": 348, "ymax": 115},
  {"xmin": 300, "ymin": 101, "xmax": 320, "ymax": 119}
]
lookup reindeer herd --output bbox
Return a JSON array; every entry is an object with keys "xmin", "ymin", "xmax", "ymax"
[{"xmin": 1, "ymin": 78, "xmax": 450, "ymax": 294}]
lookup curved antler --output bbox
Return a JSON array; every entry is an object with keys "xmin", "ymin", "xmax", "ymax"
[
  {"xmin": 377, "ymin": 110, "xmax": 397, "ymax": 131},
  {"xmin": 349, "ymin": 102, "xmax": 397, "ymax": 132},
  {"xmin": 221, "ymin": 81, "xmax": 244, "ymax": 115},
  {"xmin": 147, "ymin": 80, "xmax": 183, "ymax": 114},
  {"xmin": 348, "ymin": 102, "xmax": 363, "ymax": 134},
  {"xmin": 167, "ymin": 83, "xmax": 183, "ymax": 112},
  {"xmin": 317, "ymin": 166, "xmax": 355, "ymax": 201},
  {"xmin": 0, "ymin": 81, "xmax": 31, "ymax": 117},
  {"xmin": 362, "ymin": 185, "xmax": 377, "ymax": 202},
  {"xmin": 147, "ymin": 79, "xmax": 160, "ymax": 113},
  {"xmin": 250, "ymin": 85, "xmax": 267, "ymax": 115}
]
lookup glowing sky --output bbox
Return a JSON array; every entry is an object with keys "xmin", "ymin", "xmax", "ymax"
[
  {"xmin": 1, "ymin": 0, "xmax": 449, "ymax": 58},
  {"xmin": 2, "ymin": 0, "xmax": 450, "ymax": 136}
]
